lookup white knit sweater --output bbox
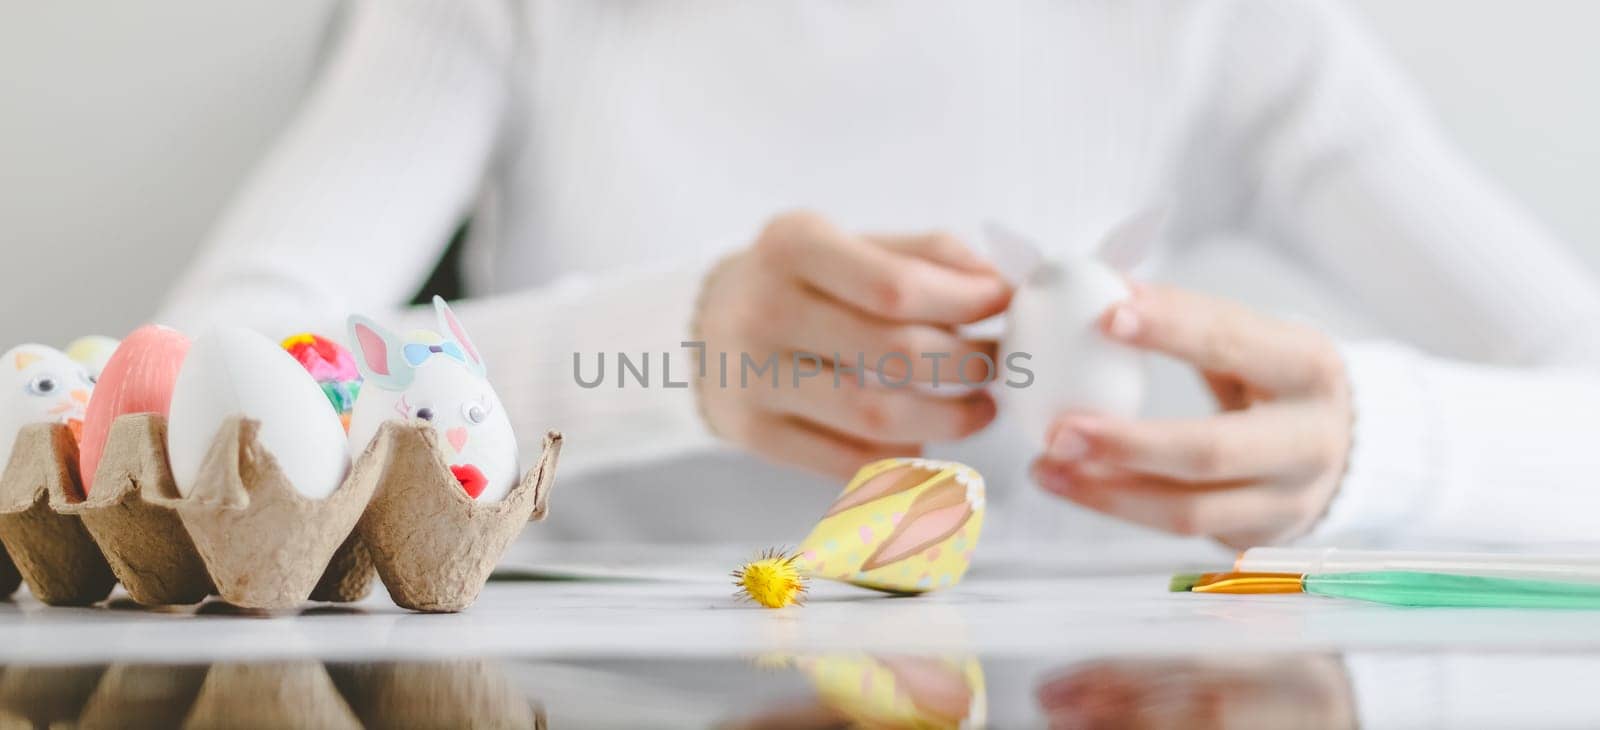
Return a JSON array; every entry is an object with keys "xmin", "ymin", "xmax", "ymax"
[{"xmin": 159, "ymin": 0, "xmax": 1600, "ymax": 551}]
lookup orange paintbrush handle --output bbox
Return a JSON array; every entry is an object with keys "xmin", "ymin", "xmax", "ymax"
[{"xmin": 1190, "ymin": 571, "xmax": 1305, "ymax": 594}]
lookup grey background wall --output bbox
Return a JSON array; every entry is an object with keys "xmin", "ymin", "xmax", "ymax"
[{"xmin": 1, "ymin": 1, "xmax": 1595, "ymax": 346}]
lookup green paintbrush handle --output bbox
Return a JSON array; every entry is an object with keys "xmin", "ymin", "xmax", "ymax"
[{"xmin": 1306, "ymin": 570, "xmax": 1600, "ymax": 608}]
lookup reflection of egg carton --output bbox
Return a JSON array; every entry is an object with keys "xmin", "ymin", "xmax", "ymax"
[
  {"xmin": 186, "ymin": 661, "xmax": 363, "ymax": 728},
  {"xmin": 328, "ymin": 659, "xmax": 542, "ymax": 727},
  {"xmin": 0, "ymin": 424, "xmax": 116, "ymax": 605},
  {"xmin": 0, "ymin": 658, "xmax": 539, "ymax": 728},
  {"xmin": 0, "ymin": 414, "xmax": 561, "ymax": 612}
]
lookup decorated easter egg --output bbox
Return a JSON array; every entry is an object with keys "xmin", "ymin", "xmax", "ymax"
[
  {"xmin": 64, "ymin": 335, "xmax": 120, "ymax": 381},
  {"xmin": 80, "ymin": 325, "xmax": 189, "ymax": 494},
  {"xmin": 281, "ymin": 333, "xmax": 362, "ymax": 431},
  {"xmin": 169, "ymin": 327, "xmax": 350, "ymax": 499},
  {"xmin": 795, "ymin": 457, "xmax": 985, "ymax": 593},
  {"xmin": 0, "ymin": 344, "xmax": 94, "ymax": 469},
  {"xmin": 347, "ymin": 297, "xmax": 519, "ymax": 501}
]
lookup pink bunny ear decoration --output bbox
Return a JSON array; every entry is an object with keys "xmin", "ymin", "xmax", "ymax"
[
  {"xmin": 348, "ymin": 315, "xmax": 414, "ymax": 391},
  {"xmin": 432, "ymin": 296, "xmax": 485, "ymax": 378}
]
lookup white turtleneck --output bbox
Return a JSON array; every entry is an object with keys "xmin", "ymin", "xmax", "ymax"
[{"xmin": 158, "ymin": 0, "xmax": 1600, "ymax": 551}]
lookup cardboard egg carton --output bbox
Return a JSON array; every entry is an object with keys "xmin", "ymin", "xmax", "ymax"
[
  {"xmin": 0, "ymin": 414, "xmax": 561, "ymax": 612},
  {"xmin": 0, "ymin": 543, "xmax": 19, "ymax": 600}
]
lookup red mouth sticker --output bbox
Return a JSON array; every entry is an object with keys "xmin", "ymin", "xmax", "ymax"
[{"xmin": 450, "ymin": 464, "xmax": 488, "ymax": 498}]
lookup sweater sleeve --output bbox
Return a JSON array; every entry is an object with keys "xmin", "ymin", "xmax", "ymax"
[
  {"xmin": 155, "ymin": 0, "xmax": 721, "ymax": 478},
  {"xmin": 1202, "ymin": 2, "xmax": 1600, "ymax": 544},
  {"xmin": 158, "ymin": 0, "xmax": 516, "ymax": 334},
  {"xmin": 1313, "ymin": 342, "xmax": 1600, "ymax": 544},
  {"xmin": 385, "ymin": 266, "xmax": 721, "ymax": 479}
]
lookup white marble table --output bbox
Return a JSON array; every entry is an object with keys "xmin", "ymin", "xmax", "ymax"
[
  {"xmin": 7, "ymin": 542, "xmax": 1600, "ymax": 727},
  {"xmin": 6, "ymin": 541, "xmax": 1600, "ymax": 664}
]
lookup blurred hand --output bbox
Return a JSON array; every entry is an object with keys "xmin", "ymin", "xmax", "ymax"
[
  {"xmin": 1036, "ymin": 655, "xmax": 1355, "ymax": 730},
  {"xmin": 1032, "ymin": 282, "xmax": 1351, "ymax": 547},
  {"xmin": 695, "ymin": 211, "xmax": 1011, "ymax": 478}
]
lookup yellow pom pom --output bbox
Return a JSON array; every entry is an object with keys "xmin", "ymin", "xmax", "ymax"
[{"xmin": 732, "ymin": 548, "xmax": 809, "ymax": 609}]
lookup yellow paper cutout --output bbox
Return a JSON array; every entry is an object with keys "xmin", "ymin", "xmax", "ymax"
[{"xmin": 794, "ymin": 457, "xmax": 984, "ymax": 594}]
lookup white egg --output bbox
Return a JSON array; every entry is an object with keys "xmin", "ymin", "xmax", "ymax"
[
  {"xmin": 0, "ymin": 344, "xmax": 94, "ymax": 469},
  {"xmin": 1000, "ymin": 258, "xmax": 1145, "ymax": 442},
  {"xmin": 168, "ymin": 328, "xmax": 350, "ymax": 499}
]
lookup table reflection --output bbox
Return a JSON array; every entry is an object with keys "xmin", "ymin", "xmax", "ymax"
[{"xmin": 2, "ymin": 650, "xmax": 1599, "ymax": 728}]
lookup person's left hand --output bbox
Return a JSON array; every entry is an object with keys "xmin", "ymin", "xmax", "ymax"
[{"xmin": 1032, "ymin": 282, "xmax": 1352, "ymax": 548}]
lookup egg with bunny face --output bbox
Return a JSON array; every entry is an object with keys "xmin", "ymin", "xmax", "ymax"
[
  {"xmin": 346, "ymin": 297, "xmax": 518, "ymax": 501},
  {"xmin": 0, "ymin": 344, "xmax": 95, "ymax": 469}
]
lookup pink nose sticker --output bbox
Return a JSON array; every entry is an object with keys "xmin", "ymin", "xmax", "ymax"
[{"xmin": 446, "ymin": 426, "xmax": 468, "ymax": 452}]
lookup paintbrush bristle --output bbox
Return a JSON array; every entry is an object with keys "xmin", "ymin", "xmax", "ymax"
[{"xmin": 1169, "ymin": 573, "xmax": 1204, "ymax": 592}]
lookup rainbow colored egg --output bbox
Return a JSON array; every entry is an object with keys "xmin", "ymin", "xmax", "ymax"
[{"xmin": 281, "ymin": 333, "xmax": 362, "ymax": 431}]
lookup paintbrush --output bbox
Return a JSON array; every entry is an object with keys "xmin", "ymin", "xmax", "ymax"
[
  {"xmin": 1169, "ymin": 570, "xmax": 1600, "ymax": 608},
  {"xmin": 1234, "ymin": 547, "xmax": 1600, "ymax": 583}
]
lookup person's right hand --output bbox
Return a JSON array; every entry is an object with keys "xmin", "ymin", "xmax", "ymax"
[
  {"xmin": 1036, "ymin": 655, "xmax": 1355, "ymax": 729},
  {"xmin": 694, "ymin": 210, "xmax": 1011, "ymax": 478}
]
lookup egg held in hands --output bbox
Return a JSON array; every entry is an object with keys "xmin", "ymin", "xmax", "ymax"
[
  {"xmin": 346, "ymin": 297, "xmax": 518, "ymax": 502},
  {"xmin": 987, "ymin": 214, "xmax": 1161, "ymax": 443},
  {"xmin": 0, "ymin": 344, "xmax": 95, "ymax": 468},
  {"xmin": 1001, "ymin": 260, "xmax": 1144, "ymax": 439},
  {"xmin": 167, "ymin": 328, "xmax": 351, "ymax": 499}
]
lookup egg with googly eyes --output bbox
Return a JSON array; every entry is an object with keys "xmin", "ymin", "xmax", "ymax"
[
  {"xmin": 345, "ymin": 298, "xmax": 519, "ymax": 502},
  {"xmin": 0, "ymin": 344, "xmax": 95, "ymax": 470},
  {"xmin": 167, "ymin": 327, "xmax": 351, "ymax": 499}
]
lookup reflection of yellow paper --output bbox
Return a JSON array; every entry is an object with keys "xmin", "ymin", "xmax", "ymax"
[
  {"xmin": 795, "ymin": 653, "xmax": 986, "ymax": 730},
  {"xmin": 795, "ymin": 458, "xmax": 984, "ymax": 594}
]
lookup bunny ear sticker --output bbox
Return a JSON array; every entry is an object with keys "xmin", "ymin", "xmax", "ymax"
[
  {"xmin": 858, "ymin": 474, "xmax": 974, "ymax": 572},
  {"xmin": 347, "ymin": 315, "xmax": 414, "ymax": 391},
  {"xmin": 822, "ymin": 462, "xmax": 945, "ymax": 518},
  {"xmin": 432, "ymin": 296, "xmax": 486, "ymax": 378}
]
